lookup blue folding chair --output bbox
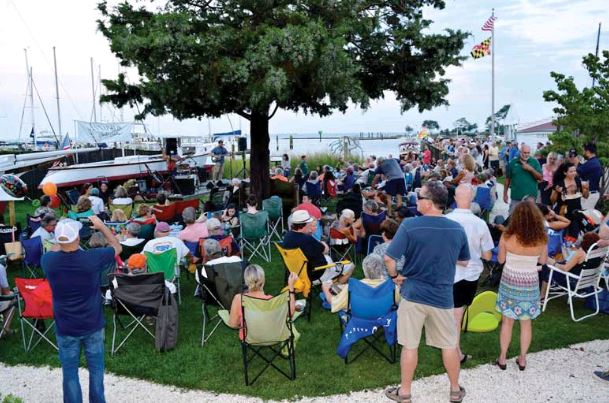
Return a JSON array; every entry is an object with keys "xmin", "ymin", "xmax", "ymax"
[
  {"xmin": 184, "ymin": 240, "xmax": 200, "ymax": 258},
  {"xmin": 367, "ymin": 235, "xmax": 384, "ymax": 256},
  {"xmin": 337, "ymin": 278, "xmax": 398, "ymax": 363},
  {"xmin": 26, "ymin": 215, "xmax": 42, "ymax": 234},
  {"xmin": 22, "ymin": 236, "xmax": 43, "ymax": 278},
  {"xmin": 547, "ymin": 229, "xmax": 564, "ymax": 258},
  {"xmin": 474, "ymin": 186, "xmax": 493, "ymax": 215}
]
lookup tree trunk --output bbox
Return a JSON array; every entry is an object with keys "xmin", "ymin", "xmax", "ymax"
[{"xmin": 249, "ymin": 112, "xmax": 270, "ymax": 201}]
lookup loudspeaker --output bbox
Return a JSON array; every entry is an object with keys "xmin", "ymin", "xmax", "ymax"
[
  {"xmin": 165, "ymin": 138, "xmax": 178, "ymax": 155},
  {"xmin": 238, "ymin": 137, "xmax": 247, "ymax": 152},
  {"xmin": 174, "ymin": 176, "xmax": 196, "ymax": 195}
]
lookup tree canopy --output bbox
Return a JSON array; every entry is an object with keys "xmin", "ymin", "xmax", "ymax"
[
  {"xmin": 543, "ymin": 50, "xmax": 609, "ymax": 167},
  {"xmin": 452, "ymin": 117, "xmax": 477, "ymax": 136},
  {"xmin": 98, "ymin": 0, "xmax": 468, "ymax": 198},
  {"xmin": 422, "ymin": 120, "xmax": 440, "ymax": 130}
]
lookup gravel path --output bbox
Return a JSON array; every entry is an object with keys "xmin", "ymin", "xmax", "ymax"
[{"xmin": 2, "ymin": 339, "xmax": 608, "ymax": 402}]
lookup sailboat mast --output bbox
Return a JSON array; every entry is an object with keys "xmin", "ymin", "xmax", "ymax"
[
  {"xmin": 24, "ymin": 49, "xmax": 35, "ymax": 149},
  {"xmin": 99, "ymin": 65, "xmax": 103, "ymax": 122},
  {"xmin": 53, "ymin": 46, "xmax": 63, "ymax": 139},
  {"xmin": 592, "ymin": 22, "xmax": 602, "ymax": 88},
  {"xmin": 90, "ymin": 57, "xmax": 97, "ymax": 121},
  {"xmin": 490, "ymin": 8, "xmax": 495, "ymax": 140}
]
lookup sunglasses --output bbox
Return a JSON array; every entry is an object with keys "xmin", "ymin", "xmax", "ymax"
[{"xmin": 417, "ymin": 193, "xmax": 431, "ymax": 201}]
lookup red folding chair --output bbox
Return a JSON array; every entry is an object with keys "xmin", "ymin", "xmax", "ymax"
[
  {"xmin": 15, "ymin": 278, "xmax": 57, "ymax": 352},
  {"xmin": 155, "ymin": 204, "xmax": 177, "ymax": 222}
]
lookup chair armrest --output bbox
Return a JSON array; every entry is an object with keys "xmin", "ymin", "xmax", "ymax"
[
  {"xmin": 313, "ymin": 260, "xmax": 351, "ymax": 271},
  {"xmin": 218, "ymin": 310, "xmax": 232, "ymax": 327},
  {"xmin": 547, "ymin": 264, "xmax": 579, "ymax": 279}
]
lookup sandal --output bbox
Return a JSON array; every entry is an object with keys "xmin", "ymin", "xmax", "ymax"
[
  {"xmin": 385, "ymin": 386, "xmax": 412, "ymax": 403},
  {"xmin": 450, "ymin": 386, "xmax": 466, "ymax": 403},
  {"xmin": 516, "ymin": 357, "xmax": 526, "ymax": 371},
  {"xmin": 460, "ymin": 353, "xmax": 472, "ymax": 364}
]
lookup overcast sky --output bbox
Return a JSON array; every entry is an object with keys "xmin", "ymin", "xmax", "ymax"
[{"xmin": 0, "ymin": 0, "xmax": 608, "ymax": 140}]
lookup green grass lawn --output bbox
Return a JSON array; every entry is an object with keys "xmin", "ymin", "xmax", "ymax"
[{"xmin": 2, "ymin": 200, "xmax": 609, "ymax": 400}]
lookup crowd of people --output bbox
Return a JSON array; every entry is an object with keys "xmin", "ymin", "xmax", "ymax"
[{"xmin": 2, "ymin": 134, "xmax": 608, "ymax": 403}]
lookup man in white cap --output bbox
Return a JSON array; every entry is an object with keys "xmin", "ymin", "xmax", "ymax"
[
  {"xmin": 42, "ymin": 216, "xmax": 121, "ymax": 403},
  {"xmin": 282, "ymin": 210, "xmax": 354, "ymax": 284}
]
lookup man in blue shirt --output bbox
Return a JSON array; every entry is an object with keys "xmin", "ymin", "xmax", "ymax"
[
  {"xmin": 576, "ymin": 143, "xmax": 602, "ymax": 210},
  {"xmin": 211, "ymin": 139, "xmax": 229, "ymax": 182},
  {"xmin": 508, "ymin": 141, "xmax": 520, "ymax": 162},
  {"xmin": 384, "ymin": 180, "xmax": 469, "ymax": 403},
  {"xmin": 43, "ymin": 217, "xmax": 121, "ymax": 403}
]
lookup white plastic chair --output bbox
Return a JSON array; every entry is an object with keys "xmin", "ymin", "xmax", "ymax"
[{"xmin": 542, "ymin": 243, "xmax": 609, "ymax": 322}]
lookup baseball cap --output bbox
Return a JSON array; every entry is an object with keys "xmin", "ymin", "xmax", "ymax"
[
  {"xmin": 155, "ymin": 222, "xmax": 171, "ymax": 233},
  {"xmin": 127, "ymin": 253, "xmax": 147, "ymax": 269},
  {"xmin": 568, "ymin": 148, "xmax": 578, "ymax": 157},
  {"xmin": 291, "ymin": 210, "xmax": 314, "ymax": 224},
  {"xmin": 55, "ymin": 219, "xmax": 83, "ymax": 244}
]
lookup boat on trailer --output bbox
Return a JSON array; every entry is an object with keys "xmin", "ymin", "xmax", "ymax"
[{"xmin": 39, "ymin": 152, "xmax": 213, "ymax": 188}]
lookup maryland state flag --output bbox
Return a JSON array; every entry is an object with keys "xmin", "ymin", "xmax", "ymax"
[{"xmin": 470, "ymin": 37, "xmax": 491, "ymax": 59}]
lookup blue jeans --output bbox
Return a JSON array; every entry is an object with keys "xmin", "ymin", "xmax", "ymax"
[{"xmin": 56, "ymin": 328, "xmax": 106, "ymax": 403}]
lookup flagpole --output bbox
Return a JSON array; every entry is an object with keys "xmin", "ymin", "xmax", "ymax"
[{"xmin": 491, "ymin": 8, "xmax": 495, "ymax": 140}]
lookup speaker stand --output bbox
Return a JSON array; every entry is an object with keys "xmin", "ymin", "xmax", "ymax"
[{"xmin": 235, "ymin": 151, "xmax": 249, "ymax": 179}]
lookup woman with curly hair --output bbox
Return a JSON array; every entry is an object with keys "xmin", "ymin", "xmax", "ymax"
[{"xmin": 495, "ymin": 201, "xmax": 547, "ymax": 371}]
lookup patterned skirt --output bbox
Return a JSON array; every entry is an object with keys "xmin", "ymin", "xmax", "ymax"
[{"xmin": 495, "ymin": 265, "xmax": 541, "ymax": 320}]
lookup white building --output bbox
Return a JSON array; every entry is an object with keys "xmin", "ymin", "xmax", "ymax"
[{"xmin": 516, "ymin": 119, "xmax": 557, "ymax": 149}]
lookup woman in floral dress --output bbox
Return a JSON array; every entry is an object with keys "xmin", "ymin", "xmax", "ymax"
[{"xmin": 496, "ymin": 201, "xmax": 548, "ymax": 371}]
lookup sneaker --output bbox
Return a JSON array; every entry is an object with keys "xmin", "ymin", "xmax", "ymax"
[{"xmin": 593, "ymin": 370, "xmax": 609, "ymax": 383}]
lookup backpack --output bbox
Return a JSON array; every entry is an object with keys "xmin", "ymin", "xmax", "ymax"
[{"xmin": 155, "ymin": 287, "xmax": 179, "ymax": 352}]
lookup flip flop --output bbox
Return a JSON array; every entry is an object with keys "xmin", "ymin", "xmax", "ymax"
[
  {"xmin": 450, "ymin": 386, "xmax": 466, "ymax": 403},
  {"xmin": 385, "ymin": 386, "xmax": 412, "ymax": 403}
]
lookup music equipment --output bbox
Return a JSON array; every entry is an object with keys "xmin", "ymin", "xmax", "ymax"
[
  {"xmin": 136, "ymin": 179, "xmax": 147, "ymax": 192},
  {"xmin": 174, "ymin": 174, "xmax": 197, "ymax": 195},
  {"xmin": 165, "ymin": 137, "xmax": 178, "ymax": 156},
  {"xmin": 238, "ymin": 136, "xmax": 247, "ymax": 152}
]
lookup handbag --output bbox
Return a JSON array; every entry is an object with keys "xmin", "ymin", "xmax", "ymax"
[
  {"xmin": 5, "ymin": 229, "xmax": 22, "ymax": 261},
  {"xmin": 155, "ymin": 287, "xmax": 179, "ymax": 352}
]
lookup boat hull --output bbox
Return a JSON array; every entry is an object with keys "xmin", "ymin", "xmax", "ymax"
[{"xmin": 39, "ymin": 154, "xmax": 212, "ymax": 188}]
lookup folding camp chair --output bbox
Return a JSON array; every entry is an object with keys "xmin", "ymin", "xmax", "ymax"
[
  {"xmin": 145, "ymin": 249, "xmax": 181, "ymax": 303},
  {"xmin": 329, "ymin": 227, "xmax": 356, "ymax": 262},
  {"xmin": 199, "ymin": 236, "xmax": 236, "ymax": 261},
  {"xmin": 109, "ymin": 203, "xmax": 133, "ymax": 218},
  {"xmin": 108, "ymin": 272, "xmax": 165, "ymax": 354},
  {"xmin": 155, "ymin": 204, "xmax": 177, "ymax": 223},
  {"xmin": 542, "ymin": 242, "xmax": 609, "ymax": 321},
  {"xmin": 547, "ymin": 229, "xmax": 564, "ymax": 258},
  {"xmin": 21, "ymin": 236, "xmax": 43, "ymax": 278},
  {"xmin": 0, "ymin": 292, "xmax": 18, "ymax": 339},
  {"xmin": 337, "ymin": 278, "xmax": 397, "ymax": 364},
  {"xmin": 65, "ymin": 189, "xmax": 80, "ymax": 206},
  {"xmin": 240, "ymin": 292, "xmax": 296, "ymax": 385},
  {"xmin": 274, "ymin": 242, "xmax": 343, "ymax": 321},
  {"xmin": 367, "ymin": 235, "xmax": 384, "ymax": 255},
  {"xmin": 240, "ymin": 211, "xmax": 271, "ymax": 262},
  {"xmin": 195, "ymin": 261, "xmax": 244, "ymax": 346},
  {"xmin": 462, "ymin": 291, "xmax": 502, "ymax": 332},
  {"xmin": 26, "ymin": 214, "xmax": 42, "ymax": 234},
  {"xmin": 119, "ymin": 242, "xmax": 145, "ymax": 261},
  {"xmin": 139, "ymin": 223, "xmax": 155, "ymax": 241},
  {"xmin": 262, "ymin": 197, "xmax": 284, "ymax": 240},
  {"xmin": 15, "ymin": 278, "xmax": 57, "ymax": 352}
]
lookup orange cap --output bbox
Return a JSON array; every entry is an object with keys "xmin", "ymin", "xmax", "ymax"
[{"xmin": 127, "ymin": 253, "xmax": 147, "ymax": 270}]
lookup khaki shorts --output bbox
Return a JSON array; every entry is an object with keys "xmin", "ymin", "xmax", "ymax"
[{"xmin": 397, "ymin": 300, "xmax": 457, "ymax": 349}]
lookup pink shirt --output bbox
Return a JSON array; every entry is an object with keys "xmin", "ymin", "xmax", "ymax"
[{"xmin": 178, "ymin": 222, "xmax": 209, "ymax": 243}]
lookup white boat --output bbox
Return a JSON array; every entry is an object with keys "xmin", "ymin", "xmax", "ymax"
[{"xmin": 39, "ymin": 152, "xmax": 213, "ymax": 188}]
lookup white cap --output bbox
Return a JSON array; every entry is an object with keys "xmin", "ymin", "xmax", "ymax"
[
  {"xmin": 291, "ymin": 210, "xmax": 314, "ymax": 224},
  {"xmin": 55, "ymin": 219, "xmax": 83, "ymax": 244}
]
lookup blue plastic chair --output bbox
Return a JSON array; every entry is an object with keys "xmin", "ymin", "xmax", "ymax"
[
  {"xmin": 337, "ymin": 278, "xmax": 397, "ymax": 363},
  {"xmin": 22, "ymin": 236, "xmax": 43, "ymax": 278}
]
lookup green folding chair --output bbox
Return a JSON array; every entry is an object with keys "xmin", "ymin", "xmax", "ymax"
[
  {"xmin": 262, "ymin": 197, "xmax": 284, "ymax": 240},
  {"xmin": 145, "ymin": 249, "xmax": 181, "ymax": 303},
  {"xmin": 240, "ymin": 211, "xmax": 271, "ymax": 262},
  {"xmin": 240, "ymin": 292, "xmax": 296, "ymax": 385}
]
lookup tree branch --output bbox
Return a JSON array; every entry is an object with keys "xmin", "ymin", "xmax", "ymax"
[
  {"xmin": 268, "ymin": 104, "xmax": 280, "ymax": 119},
  {"xmin": 236, "ymin": 110, "xmax": 251, "ymax": 120}
]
